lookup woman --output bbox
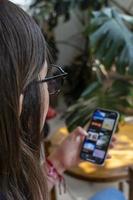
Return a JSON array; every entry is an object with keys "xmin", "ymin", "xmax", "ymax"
[{"xmin": 0, "ymin": 0, "xmax": 125, "ymax": 199}]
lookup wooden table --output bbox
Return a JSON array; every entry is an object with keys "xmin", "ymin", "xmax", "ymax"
[{"xmin": 50, "ymin": 123, "xmax": 133, "ymax": 200}]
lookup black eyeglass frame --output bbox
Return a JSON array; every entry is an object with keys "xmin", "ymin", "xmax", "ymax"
[{"xmin": 37, "ymin": 64, "xmax": 68, "ymax": 84}]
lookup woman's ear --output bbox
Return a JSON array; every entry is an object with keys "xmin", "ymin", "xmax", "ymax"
[{"xmin": 19, "ymin": 94, "xmax": 24, "ymax": 116}]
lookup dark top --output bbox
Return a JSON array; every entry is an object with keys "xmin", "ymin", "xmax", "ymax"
[{"xmin": 0, "ymin": 194, "xmax": 6, "ymax": 200}]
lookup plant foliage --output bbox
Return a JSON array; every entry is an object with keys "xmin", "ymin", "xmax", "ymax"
[{"xmin": 90, "ymin": 8, "xmax": 133, "ymax": 74}]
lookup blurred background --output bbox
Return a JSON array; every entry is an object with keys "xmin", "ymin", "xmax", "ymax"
[{"xmin": 12, "ymin": 0, "xmax": 133, "ymax": 131}]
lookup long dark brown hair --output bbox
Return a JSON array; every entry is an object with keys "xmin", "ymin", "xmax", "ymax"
[{"xmin": 0, "ymin": 0, "xmax": 49, "ymax": 199}]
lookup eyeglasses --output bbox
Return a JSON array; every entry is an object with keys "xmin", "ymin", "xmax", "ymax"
[{"xmin": 38, "ymin": 64, "xmax": 68, "ymax": 95}]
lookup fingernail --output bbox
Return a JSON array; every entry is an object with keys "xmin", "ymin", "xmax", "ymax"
[
  {"xmin": 76, "ymin": 136, "xmax": 81, "ymax": 143},
  {"xmin": 82, "ymin": 130, "xmax": 88, "ymax": 136}
]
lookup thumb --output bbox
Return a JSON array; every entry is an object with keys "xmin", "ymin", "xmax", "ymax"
[
  {"xmin": 73, "ymin": 126, "xmax": 88, "ymax": 137},
  {"xmin": 73, "ymin": 127, "xmax": 88, "ymax": 144}
]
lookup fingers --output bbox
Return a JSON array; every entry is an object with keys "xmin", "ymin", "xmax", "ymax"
[
  {"xmin": 107, "ymin": 136, "xmax": 117, "ymax": 159},
  {"xmin": 107, "ymin": 154, "xmax": 111, "ymax": 159},
  {"xmin": 73, "ymin": 126, "xmax": 88, "ymax": 137},
  {"xmin": 70, "ymin": 127, "xmax": 87, "ymax": 143},
  {"xmin": 109, "ymin": 135, "xmax": 117, "ymax": 149},
  {"xmin": 109, "ymin": 143, "xmax": 115, "ymax": 148},
  {"xmin": 75, "ymin": 135, "xmax": 82, "ymax": 143},
  {"xmin": 111, "ymin": 135, "xmax": 117, "ymax": 142}
]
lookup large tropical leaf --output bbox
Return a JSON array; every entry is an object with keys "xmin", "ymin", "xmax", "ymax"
[
  {"xmin": 120, "ymin": 14, "xmax": 133, "ymax": 26},
  {"xmin": 90, "ymin": 8, "xmax": 133, "ymax": 74}
]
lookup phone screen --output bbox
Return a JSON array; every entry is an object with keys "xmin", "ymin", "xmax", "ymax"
[{"xmin": 80, "ymin": 108, "xmax": 119, "ymax": 165}]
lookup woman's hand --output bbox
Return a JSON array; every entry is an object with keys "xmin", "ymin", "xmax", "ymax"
[{"xmin": 48, "ymin": 126, "xmax": 116, "ymax": 174}]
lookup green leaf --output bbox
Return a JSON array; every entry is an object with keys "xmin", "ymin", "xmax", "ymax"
[
  {"xmin": 81, "ymin": 81, "xmax": 101, "ymax": 98},
  {"xmin": 90, "ymin": 8, "xmax": 133, "ymax": 74},
  {"xmin": 120, "ymin": 14, "xmax": 133, "ymax": 26}
]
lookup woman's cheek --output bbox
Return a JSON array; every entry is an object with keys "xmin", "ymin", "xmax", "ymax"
[{"xmin": 40, "ymin": 83, "xmax": 49, "ymax": 131}]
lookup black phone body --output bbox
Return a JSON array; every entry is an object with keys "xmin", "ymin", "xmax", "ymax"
[{"xmin": 80, "ymin": 108, "xmax": 119, "ymax": 165}]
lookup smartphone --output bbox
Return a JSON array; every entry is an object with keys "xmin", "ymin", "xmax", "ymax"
[{"xmin": 80, "ymin": 108, "xmax": 119, "ymax": 165}]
